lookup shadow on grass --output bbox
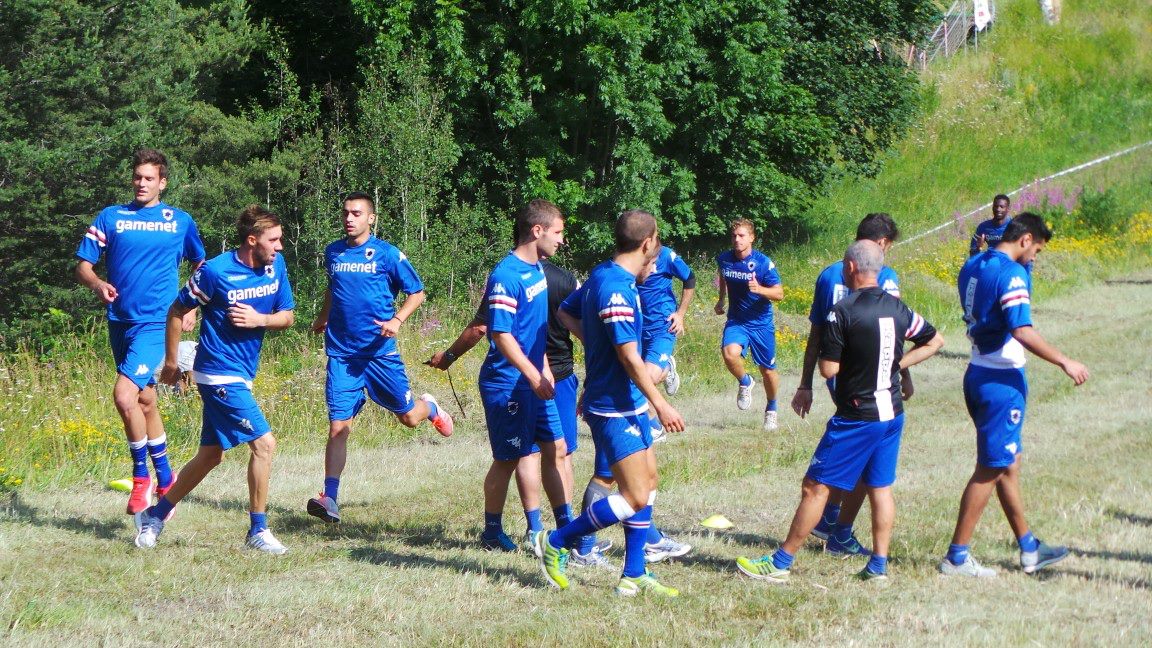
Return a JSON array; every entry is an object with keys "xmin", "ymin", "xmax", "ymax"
[
  {"xmin": 2, "ymin": 492, "xmax": 125, "ymax": 540},
  {"xmin": 1072, "ymin": 547, "xmax": 1152, "ymax": 565},
  {"xmin": 349, "ymin": 545, "xmax": 540, "ymax": 588},
  {"xmin": 1106, "ymin": 508, "xmax": 1152, "ymax": 527},
  {"xmin": 1032, "ymin": 567, "xmax": 1152, "ymax": 591}
]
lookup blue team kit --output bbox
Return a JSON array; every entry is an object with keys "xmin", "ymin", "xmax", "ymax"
[
  {"xmin": 638, "ymin": 246, "xmax": 693, "ymax": 369},
  {"xmin": 717, "ymin": 249, "xmax": 781, "ymax": 369}
]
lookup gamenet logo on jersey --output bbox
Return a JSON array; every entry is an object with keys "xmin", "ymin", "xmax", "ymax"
[
  {"xmin": 227, "ymin": 280, "xmax": 280, "ymax": 303},
  {"xmin": 524, "ymin": 277, "xmax": 548, "ymax": 302},
  {"xmin": 116, "ymin": 219, "xmax": 178, "ymax": 234},
  {"xmin": 330, "ymin": 261, "xmax": 377, "ymax": 274}
]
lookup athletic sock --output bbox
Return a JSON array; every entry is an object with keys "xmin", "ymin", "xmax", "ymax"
[
  {"xmin": 831, "ymin": 523, "xmax": 855, "ymax": 544},
  {"xmin": 151, "ymin": 496, "xmax": 175, "ymax": 521},
  {"xmin": 766, "ymin": 399, "xmax": 777, "ymax": 412},
  {"xmin": 249, "ymin": 512, "xmax": 268, "ymax": 536},
  {"xmin": 524, "ymin": 508, "xmax": 543, "ymax": 533},
  {"xmin": 482, "ymin": 512, "xmax": 504, "ymax": 538},
  {"xmin": 425, "ymin": 397, "xmax": 439, "ymax": 420},
  {"xmin": 576, "ymin": 481, "xmax": 612, "ymax": 552},
  {"xmin": 1018, "ymin": 531, "xmax": 1039, "ymax": 553},
  {"xmin": 771, "ymin": 548, "xmax": 795, "ymax": 570},
  {"xmin": 821, "ymin": 502, "xmax": 842, "ymax": 527},
  {"xmin": 552, "ymin": 504, "xmax": 573, "ymax": 528},
  {"xmin": 739, "ymin": 374, "xmax": 753, "ymax": 387},
  {"xmin": 946, "ymin": 543, "xmax": 969, "ymax": 566},
  {"xmin": 551, "ymin": 493, "xmax": 635, "ymax": 550},
  {"xmin": 865, "ymin": 554, "xmax": 889, "ymax": 575},
  {"xmin": 323, "ymin": 476, "xmax": 340, "ymax": 501},
  {"xmin": 129, "ymin": 440, "xmax": 149, "ymax": 479},
  {"xmin": 146, "ymin": 435, "xmax": 172, "ymax": 488},
  {"xmin": 622, "ymin": 505, "xmax": 653, "ymax": 578},
  {"xmin": 645, "ymin": 523, "xmax": 663, "ymax": 545}
]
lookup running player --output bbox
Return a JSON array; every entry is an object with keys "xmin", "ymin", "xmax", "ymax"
[
  {"xmin": 535, "ymin": 209, "xmax": 686, "ymax": 597},
  {"xmin": 75, "ymin": 149, "xmax": 204, "ymax": 515},
  {"xmin": 940, "ymin": 212, "xmax": 1088, "ymax": 577},
  {"xmin": 305, "ymin": 192, "xmax": 454, "ymax": 524},
  {"xmin": 970, "ymin": 194, "xmax": 1012, "ymax": 256},
  {"xmin": 792, "ymin": 213, "xmax": 907, "ymax": 556},
  {"xmin": 134, "ymin": 205, "xmax": 296, "ymax": 554},
  {"xmin": 638, "ymin": 244, "xmax": 695, "ymax": 441},
  {"xmin": 737, "ymin": 240, "xmax": 944, "ymax": 582},
  {"xmin": 715, "ymin": 219, "xmax": 784, "ymax": 429},
  {"xmin": 477, "ymin": 200, "xmax": 571, "ymax": 552}
]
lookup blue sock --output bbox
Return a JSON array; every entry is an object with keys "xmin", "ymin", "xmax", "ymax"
[
  {"xmin": 425, "ymin": 398, "xmax": 439, "ymax": 420},
  {"xmin": 151, "ymin": 496, "xmax": 175, "ymax": 521},
  {"xmin": 822, "ymin": 502, "xmax": 842, "ymax": 526},
  {"xmin": 947, "ymin": 543, "xmax": 969, "ymax": 566},
  {"xmin": 525, "ymin": 508, "xmax": 543, "ymax": 533},
  {"xmin": 146, "ymin": 435, "xmax": 172, "ymax": 488},
  {"xmin": 129, "ymin": 440, "xmax": 149, "ymax": 478},
  {"xmin": 249, "ymin": 512, "xmax": 268, "ymax": 536},
  {"xmin": 771, "ymin": 548, "xmax": 795, "ymax": 570},
  {"xmin": 323, "ymin": 476, "xmax": 340, "ymax": 501},
  {"xmin": 645, "ymin": 523, "xmax": 663, "ymax": 545},
  {"xmin": 767, "ymin": 399, "xmax": 777, "ymax": 412},
  {"xmin": 482, "ymin": 512, "xmax": 503, "ymax": 538},
  {"xmin": 622, "ymin": 505, "xmax": 653, "ymax": 578},
  {"xmin": 832, "ymin": 523, "xmax": 855, "ymax": 544},
  {"xmin": 551, "ymin": 494, "xmax": 631, "ymax": 549},
  {"xmin": 1018, "ymin": 531, "xmax": 1039, "ymax": 553},
  {"xmin": 552, "ymin": 504, "xmax": 572, "ymax": 528},
  {"xmin": 866, "ymin": 554, "xmax": 888, "ymax": 575},
  {"xmin": 739, "ymin": 374, "xmax": 753, "ymax": 387}
]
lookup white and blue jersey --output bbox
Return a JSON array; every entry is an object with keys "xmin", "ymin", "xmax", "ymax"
[
  {"xmin": 717, "ymin": 249, "xmax": 781, "ymax": 328},
  {"xmin": 809, "ymin": 260, "xmax": 901, "ymax": 326},
  {"xmin": 323, "ymin": 237, "xmax": 423, "ymax": 358},
  {"xmin": 478, "ymin": 252, "xmax": 549, "ymax": 391},
  {"xmin": 970, "ymin": 218, "xmax": 1013, "ymax": 256},
  {"xmin": 178, "ymin": 251, "xmax": 295, "ymax": 385},
  {"xmin": 75, "ymin": 201, "xmax": 205, "ymax": 323},
  {"xmin": 638, "ymin": 246, "xmax": 693, "ymax": 334},
  {"xmin": 959, "ymin": 250, "xmax": 1032, "ymax": 369}
]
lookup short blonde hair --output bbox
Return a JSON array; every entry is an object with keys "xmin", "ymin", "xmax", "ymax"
[{"xmin": 236, "ymin": 204, "xmax": 281, "ymax": 243}]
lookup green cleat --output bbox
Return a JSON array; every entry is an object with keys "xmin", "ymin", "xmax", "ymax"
[
  {"xmin": 615, "ymin": 570, "xmax": 680, "ymax": 598},
  {"xmin": 533, "ymin": 530, "xmax": 570, "ymax": 590},
  {"xmin": 856, "ymin": 567, "xmax": 889, "ymax": 584},
  {"xmin": 735, "ymin": 555, "xmax": 790, "ymax": 582}
]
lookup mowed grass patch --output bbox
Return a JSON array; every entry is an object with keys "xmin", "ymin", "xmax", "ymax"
[{"xmin": 3, "ymin": 271, "xmax": 1151, "ymax": 645}]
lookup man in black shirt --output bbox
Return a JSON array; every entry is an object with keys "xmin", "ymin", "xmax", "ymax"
[{"xmin": 736, "ymin": 240, "xmax": 944, "ymax": 582}]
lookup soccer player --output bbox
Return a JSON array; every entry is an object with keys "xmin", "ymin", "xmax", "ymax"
[
  {"xmin": 638, "ymin": 244, "xmax": 695, "ymax": 440},
  {"xmin": 791, "ymin": 213, "xmax": 908, "ymax": 556},
  {"xmin": 940, "ymin": 212, "xmax": 1088, "ymax": 577},
  {"xmin": 305, "ymin": 192, "xmax": 454, "ymax": 524},
  {"xmin": 428, "ymin": 258, "xmax": 584, "ymax": 555},
  {"xmin": 75, "ymin": 149, "xmax": 205, "ymax": 515},
  {"xmin": 476, "ymin": 200, "xmax": 572, "ymax": 552},
  {"xmin": 715, "ymin": 219, "xmax": 785, "ymax": 429},
  {"xmin": 133, "ymin": 205, "xmax": 296, "ymax": 554},
  {"xmin": 736, "ymin": 240, "xmax": 944, "ymax": 582},
  {"xmin": 535, "ymin": 209, "xmax": 686, "ymax": 597},
  {"xmin": 970, "ymin": 194, "xmax": 1012, "ymax": 256}
]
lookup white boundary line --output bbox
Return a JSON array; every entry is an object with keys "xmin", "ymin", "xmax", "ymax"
[{"xmin": 896, "ymin": 139, "xmax": 1152, "ymax": 247}]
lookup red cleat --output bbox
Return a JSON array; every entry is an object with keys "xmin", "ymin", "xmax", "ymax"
[
  {"xmin": 422, "ymin": 393, "xmax": 454, "ymax": 437},
  {"xmin": 126, "ymin": 476, "xmax": 154, "ymax": 515}
]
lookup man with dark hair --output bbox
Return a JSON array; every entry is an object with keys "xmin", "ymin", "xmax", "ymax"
[
  {"xmin": 537, "ymin": 209, "xmax": 686, "ymax": 597},
  {"xmin": 305, "ymin": 192, "xmax": 454, "ymax": 524},
  {"xmin": 75, "ymin": 148, "xmax": 205, "ymax": 516},
  {"xmin": 970, "ymin": 194, "xmax": 1012, "ymax": 256},
  {"xmin": 135, "ymin": 205, "xmax": 296, "ymax": 554},
  {"xmin": 792, "ymin": 212, "xmax": 909, "ymax": 557},
  {"xmin": 940, "ymin": 212, "xmax": 1088, "ymax": 577},
  {"xmin": 715, "ymin": 218, "xmax": 785, "ymax": 429},
  {"xmin": 737, "ymin": 240, "xmax": 944, "ymax": 582},
  {"xmin": 475, "ymin": 200, "xmax": 572, "ymax": 551}
]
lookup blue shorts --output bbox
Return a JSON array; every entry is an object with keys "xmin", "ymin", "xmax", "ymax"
[
  {"xmin": 964, "ymin": 365, "xmax": 1027, "ymax": 468},
  {"xmin": 197, "ymin": 382, "xmax": 271, "ymax": 450},
  {"xmin": 551, "ymin": 373, "xmax": 579, "ymax": 454},
  {"xmin": 108, "ymin": 321, "xmax": 165, "ymax": 389},
  {"xmin": 721, "ymin": 321, "xmax": 776, "ymax": 369},
  {"xmin": 326, "ymin": 355, "xmax": 416, "ymax": 421},
  {"xmin": 585, "ymin": 411, "xmax": 652, "ymax": 471},
  {"xmin": 805, "ymin": 414, "xmax": 905, "ymax": 490},
  {"xmin": 641, "ymin": 328, "xmax": 677, "ymax": 370},
  {"xmin": 482, "ymin": 386, "xmax": 549, "ymax": 461}
]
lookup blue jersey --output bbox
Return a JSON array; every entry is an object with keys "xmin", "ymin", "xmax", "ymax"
[
  {"xmin": 970, "ymin": 218, "xmax": 1012, "ymax": 256},
  {"xmin": 479, "ymin": 252, "xmax": 549, "ymax": 390},
  {"xmin": 638, "ymin": 246, "xmax": 693, "ymax": 333},
  {"xmin": 75, "ymin": 202, "xmax": 205, "ymax": 323},
  {"xmin": 809, "ymin": 261, "xmax": 901, "ymax": 325},
  {"xmin": 717, "ymin": 249, "xmax": 781, "ymax": 328},
  {"xmin": 323, "ymin": 237, "xmax": 423, "ymax": 358},
  {"xmin": 178, "ymin": 251, "xmax": 295, "ymax": 384},
  {"xmin": 958, "ymin": 250, "xmax": 1032, "ymax": 369},
  {"xmin": 563, "ymin": 260, "xmax": 647, "ymax": 417}
]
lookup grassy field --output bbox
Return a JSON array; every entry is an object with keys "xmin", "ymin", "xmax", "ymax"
[{"xmin": 3, "ymin": 266, "xmax": 1151, "ymax": 645}]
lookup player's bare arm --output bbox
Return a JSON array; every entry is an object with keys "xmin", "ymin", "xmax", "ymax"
[
  {"xmin": 792, "ymin": 322, "xmax": 823, "ymax": 417},
  {"xmin": 426, "ymin": 316, "xmax": 486, "ymax": 369},
  {"xmin": 614, "ymin": 340, "xmax": 685, "ymax": 433},
  {"xmin": 556, "ymin": 308, "xmax": 583, "ymax": 343},
  {"xmin": 310, "ymin": 287, "xmax": 333, "ymax": 334},
  {"xmin": 75, "ymin": 260, "xmax": 118, "ymax": 304},
  {"xmin": 492, "ymin": 331, "xmax": 554, "ymax": 399},
  {"xmin": 899, "ymin": 332, "xmax": 945, "ymax": 370},
  {"xmin": 376, "ymin": 289, "xmax": 424, "ymax": 338},
  {"xmin": 748, "ymin": 274, "xmax": 784, "ymax": 301},
  {"xmin": 666, "ymin": 286, "xmax": 695, "ymax": 335},
  {"xmin": 229, "ymin": 303, "xmax": 295, "ymax": 331},
  {"xmin": 1011, "ymin": 325, "xmax": 1089, "ymax": 385},
  {"xmin": 161, "ymin": 300, "xmax": 196, "ymax": 385},
  {"xmin": 714, "ymin": 270, "xmax": 727, "ymax": 314}
]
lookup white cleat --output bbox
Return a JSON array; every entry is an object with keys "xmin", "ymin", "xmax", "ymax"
[
  {"xmin": 246, "ymin": 529, "xmax": 289, "ymax": 555},
  {"xmin": 737, "ymin": 377, "xmax": 755, "ymax": 410},
  {"xmin": 938, "ymin": 555, "xmax": 997, "ymax": 578},
  {"xmin": 763, "ymin": 409, "xmax": 778, "ymax": 430},
  {"xmin": 644, "ymin": 535, "xmax": 693, "ymax": 562},
  {"xmin": 663, "ymin": 356, "xmax": 681, "ymax": 395},
  {"xmin": 133, "ymin": 509, "xmax": 165, "ymax": 549}
]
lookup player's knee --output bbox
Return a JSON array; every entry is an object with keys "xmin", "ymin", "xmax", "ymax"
[
  {"xmin": 397, "ymin": 409, "xmax": 423, "ymax": 428},
  {"xmin": 251, "ymin": 433, "xmax": 276, "ymax": 457},
  {"xmin": 800, "ymin": 477, "xmax": 828, "ymax": 500}
]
